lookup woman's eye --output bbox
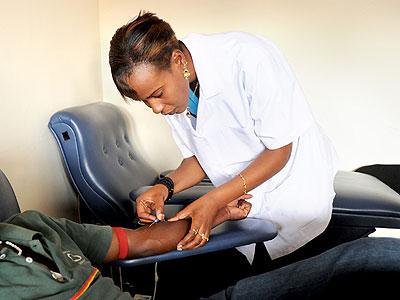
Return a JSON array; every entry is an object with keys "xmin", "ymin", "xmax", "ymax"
[{"xmin": 154, "ymin": 92, "xmax": 163, "ymax": 98}]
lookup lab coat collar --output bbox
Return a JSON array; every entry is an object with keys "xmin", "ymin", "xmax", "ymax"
[{"xmin": 181, "ymin": 34, "xmax": 222, "ymax": 99}]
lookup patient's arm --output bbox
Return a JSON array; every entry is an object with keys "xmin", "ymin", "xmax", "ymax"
[{"xmin": 103, "ymin": 199, "xmax": 251, "ymax": 263}]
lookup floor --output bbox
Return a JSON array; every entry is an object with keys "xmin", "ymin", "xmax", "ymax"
[{"xmin": 369, "ymin": 227, "xmax": 400, "ymax": 238}]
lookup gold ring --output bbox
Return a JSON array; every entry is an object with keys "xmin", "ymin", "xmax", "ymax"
[
  {"xmin": 192, "ymin": 228, "xmax": 199, "ymax": 235},
  {"xmin": 199, "ymin": 233, "xmax": 209, "ymax": 242}
]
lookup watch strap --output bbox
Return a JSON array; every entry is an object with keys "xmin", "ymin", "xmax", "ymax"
[{"xmin": 156, "ymin": 176, "xmax": 174, "ymax": 201}]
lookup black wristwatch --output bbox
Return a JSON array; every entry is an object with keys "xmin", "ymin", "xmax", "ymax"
[{"xmin": 155, "ymin": 176, "xmax": 174, "ymax": 202}]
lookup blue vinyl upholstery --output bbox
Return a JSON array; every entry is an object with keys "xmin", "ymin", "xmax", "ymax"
[{"xmin": 49, "ymin": 102, "xmax": 158, "ymax": 227}]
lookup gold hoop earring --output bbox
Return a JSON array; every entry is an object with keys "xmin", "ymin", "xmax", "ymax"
[{"xmin": 183, "ymin": 61, "xmax": 190, "ymax": 80}]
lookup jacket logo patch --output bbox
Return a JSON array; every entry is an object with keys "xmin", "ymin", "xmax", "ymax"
[{"xmin": 63, "ymin": 250, "xmax": 85, "ymax": 264}]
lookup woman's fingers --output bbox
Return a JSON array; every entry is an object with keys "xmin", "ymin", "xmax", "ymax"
[
  {"xmin": 177, "ymin": 227, "xmax": 198, "ymax": 250},
  {"xmin": 137, "ymin": 208, "xmax": 156, "ymax": 223},
  {"xmin": 182, "ymin": 236, "xmax": 201, "ymax": 249},
  {"xmin": 180, "ymin": 225, "xmax": 210, "ymax": 250},
  {"xmin": 135, "ymin": 186, "xmax": 168, "ymax": 223},
  {"xmin": 138, "ymin": 214, "xmax": 156, "ymax": 223},
  {"xmin": 155, "ymin": 206, "xmax": 165, "ymax": 221},
  {"xmin": 193, "ymin": 233, "xmax": 209, "ymax": 249},
  {"xmin": 137, "ymin": 199, "xmax": 157, "ymax": 222},
  {"xmin": 170, "ymin": 201, "xmax": 215, "ymax": 250},
  {"xmin": 188, "ymin": 229, "xmax": 210, "ymax": 250},
  {"xmin": 168, "ymin": 210, "xmax": 190, "ymax": 222}
]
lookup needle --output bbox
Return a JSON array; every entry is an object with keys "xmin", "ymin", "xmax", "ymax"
[{"xmin": 149, "ymin": 218, "xmax": 161, "ymax": 227}]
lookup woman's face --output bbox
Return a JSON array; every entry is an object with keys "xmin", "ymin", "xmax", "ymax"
[{"xmin": 126, "ymin": 56, "xmax": 189, "ymax": 115}]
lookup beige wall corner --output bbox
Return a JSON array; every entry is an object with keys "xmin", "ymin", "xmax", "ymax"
[{"xmin": 0, "ymin": 0, "xmax": 102, "ymax": 220}]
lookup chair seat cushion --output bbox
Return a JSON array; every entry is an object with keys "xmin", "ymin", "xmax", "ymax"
[{"xmin": 333, "ymin": 171, "xmax": 400, "ymax": 228}]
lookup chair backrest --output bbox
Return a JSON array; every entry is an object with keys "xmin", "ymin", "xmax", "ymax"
[
  {"xmin": 48, "ymin": 102, "xmax": 158, "ymax": 227},
  {"xmin": 355, "ymin": 164, "xmax": 400, "ymax": 195},
  {"xmin": 0, "ymin": 169, "xmax": 21, "ymax": 222}
]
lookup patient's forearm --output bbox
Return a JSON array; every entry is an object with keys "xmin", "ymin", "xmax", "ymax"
[
  {"xmin": 126, "ymin": 220, "xmax": 191, "ymax": 258},
  {"xmin": 103, "ymin": 208, "xmax": 230, "ymax": 263},
  {"xmin": 103, "ymin": 220, "xmax": 190, "ymax": 263}
]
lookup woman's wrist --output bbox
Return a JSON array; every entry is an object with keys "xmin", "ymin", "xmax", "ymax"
[
  {"xmin": 202, "ymin": 190, "xmax": 232, "ymax": 211},
  {"xmin": 153, "ymin": 184, "xmax": 170, "ymax": 202},
  {"xmin": 155, "ymin": 176, "xmax": 174, "ymax": 201},
  {"xmin": 213, "ymin": 206, "xmax": 232, "ymax": 227}
]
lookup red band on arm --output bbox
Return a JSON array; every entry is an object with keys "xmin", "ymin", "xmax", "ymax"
[{"xmin": 112, "ymin": 227, "xmax": 129, "ymax": 260}]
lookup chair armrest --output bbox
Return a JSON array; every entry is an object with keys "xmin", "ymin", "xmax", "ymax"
[
  {"xmin": 111, "ymin": 217, "xmax": 277, "ymax": 267},
  {"xmin": 130, "ymin": 185, "xmax": 213, "ymax": 205}
]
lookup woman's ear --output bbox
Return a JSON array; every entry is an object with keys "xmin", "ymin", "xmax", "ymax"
[{"xmin": 171, "ymin": 49, "xmax": 185, "ymax": 66}]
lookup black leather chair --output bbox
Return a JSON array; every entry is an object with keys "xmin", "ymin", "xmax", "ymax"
[
  {"xmin": 332, "ymin": 170, "xmax": 400, "ymax": 228},
  {"xmin": 48, "ymin": 101, "xmax": 400, "ymax": 232},
  {"xmin": 48, "ymin": 102, "xmax": 278, "ymax": 264},
  {"xmin": 355, "ymin": 164, "xmax": 400, "ymax": 195},
  {"xmin": 48, "ymin": 102, "xmax": 400, "ymax": 292}
]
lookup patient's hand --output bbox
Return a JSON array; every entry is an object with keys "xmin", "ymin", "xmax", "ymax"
[
  {"xmin": 225, "ymin": 198, "xmax": 252, "ymax": 221},
  {"xmin": 213, "ymin": 195, "xmax": 252, "ymax": 226}
]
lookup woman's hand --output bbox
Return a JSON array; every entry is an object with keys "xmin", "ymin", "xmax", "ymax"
[
  {"xmin": 135, "ymin": 185, "xmax": 168, "ymax": 223},
  {"xmin": 169, "ymin": 194, "xmax": 252, "ymax": 250},
  {"xmin": 168, "ymin": 197, "xmax": 218, "ymax": 250}
]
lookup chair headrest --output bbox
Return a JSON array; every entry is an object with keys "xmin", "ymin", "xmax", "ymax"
[{"xmin": 49, "ymin": 102, "xmax": 158, "ymax": 226}]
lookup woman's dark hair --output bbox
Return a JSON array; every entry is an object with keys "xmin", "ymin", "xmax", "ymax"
[{"xmin": 109, "ymin": 11, "xmax": 182, "ymax": 101}]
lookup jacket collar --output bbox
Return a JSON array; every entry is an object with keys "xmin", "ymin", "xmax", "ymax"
[
  {"xmin": 0, "ymin": 223, "xmax": 41, "ymax": 242},
  {"xmin": 181, "ymin": 34, "xmax": 222, "ymax": 100}
]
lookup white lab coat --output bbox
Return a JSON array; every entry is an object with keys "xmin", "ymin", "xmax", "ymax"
[{"xmin": 164, "ymin": 32, "xmax": 338, "ymax": 260}]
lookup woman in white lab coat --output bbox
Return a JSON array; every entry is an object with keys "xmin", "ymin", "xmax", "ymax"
[{"xmin": 109, "ymin": 12, "xmax": 338, "ymax": 262}]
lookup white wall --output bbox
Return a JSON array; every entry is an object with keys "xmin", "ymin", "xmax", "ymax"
[
  {"xmin": 1, "ymin": 1, "xmax": 399, "ymax": 220},
  {"xmin": 99, "ymin": 0, "xmax": 400, "ymax": 172},
  {"xmin": 0, "ymin": 0, "xmax": 102, "ymax": 219}
]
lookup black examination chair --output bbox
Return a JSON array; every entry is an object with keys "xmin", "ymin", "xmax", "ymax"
[
  {"xmin": 48, "ymin": 102, "xmax": 277, "ymax": 294},
  {"xmin": 47, "ymin": 102, "xmax": 400, "ymax": 293}
]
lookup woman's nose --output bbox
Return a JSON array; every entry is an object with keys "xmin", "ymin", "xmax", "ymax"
[{"xmin": 147, "ymin": 99, "xmax": 164, "ymax": 114}]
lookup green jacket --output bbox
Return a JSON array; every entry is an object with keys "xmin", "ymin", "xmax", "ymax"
[{"xmin": 0, "ymin": 210, "xmax": 131, "ymax": 299}]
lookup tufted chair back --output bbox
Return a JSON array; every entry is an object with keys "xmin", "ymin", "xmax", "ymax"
[{"xmin": 49, "ymin": 102, "xmax": 158, "ymax": 227}]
